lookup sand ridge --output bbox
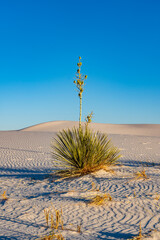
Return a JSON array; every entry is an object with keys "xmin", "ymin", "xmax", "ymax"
[{"xmin": 21, "ymin": 121, "xmax": 160, "ymax": 137}]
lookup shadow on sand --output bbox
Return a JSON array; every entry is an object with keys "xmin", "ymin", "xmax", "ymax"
[
  {"xmin": 121, "ymin": 159, "xmax": 160, "ymax": 168},
  {"xmin": 0, "ymin": 166, "xmax": 54, "ymax": 180}
]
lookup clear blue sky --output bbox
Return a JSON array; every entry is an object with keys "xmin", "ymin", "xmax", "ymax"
[{"xmin": 0, "ymin": 0, "xmax": 160, "ymax": 130}]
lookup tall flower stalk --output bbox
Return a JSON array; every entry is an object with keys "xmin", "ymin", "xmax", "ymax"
[{"xmin": 73, "ymin": 57, "xmax": 87, "ymax": 131}]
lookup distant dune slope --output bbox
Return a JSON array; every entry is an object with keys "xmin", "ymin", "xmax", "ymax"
[{"xmin": 21, "ymin": 121, "xmax": 160, "ymax": 136}]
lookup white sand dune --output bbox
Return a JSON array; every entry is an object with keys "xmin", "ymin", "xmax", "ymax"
[
  {"xmin": 22, "ymin": 120, "xmax": 160, "ymax": 137},
  {"xmin": 0, "ymin": 121, "xmax": 160, "ymax": 239}
]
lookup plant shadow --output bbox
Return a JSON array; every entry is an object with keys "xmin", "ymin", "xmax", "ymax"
[
  {"xmin": 121, "ymin": 159, "xmax": 160, "ymax": 168},
  {"xmin": 0, "ymin": 216, "xmax": 40, "ymax": 239},
  {"xmin": 98, "ymin": 230, "xmax": 136, "ymax": 240},
  {"xmin": 0, "ymin": 166, "xmax": 55, "ymax": 181}
]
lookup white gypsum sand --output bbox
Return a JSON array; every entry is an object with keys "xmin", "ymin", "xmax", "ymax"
[{"xmin": 0, "ymin": 121, "xmax": 160, "ymax": 240}]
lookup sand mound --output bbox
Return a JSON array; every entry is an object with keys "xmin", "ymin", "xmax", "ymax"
[{"xmin": 21, "ymin": 121, "xmax": 160, "ymax": 136}]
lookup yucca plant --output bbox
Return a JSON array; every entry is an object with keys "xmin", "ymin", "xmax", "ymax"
[
  {"xmin": 51, "ymin": 57, "xmax": 121, "ymax": 177},
  {"xmin": 51, "ymin": 125, "xmax": 121, "ymax": 177}
]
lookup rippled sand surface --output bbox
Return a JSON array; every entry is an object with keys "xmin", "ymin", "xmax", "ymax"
[{"xmin": 0, "ymin": 122, "xmax": 160, "ymax": 239}]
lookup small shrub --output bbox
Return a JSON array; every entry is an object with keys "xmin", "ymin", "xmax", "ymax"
[{"xmin": 51, "ymin": 126, "xmax": 121, "ymax": 177}]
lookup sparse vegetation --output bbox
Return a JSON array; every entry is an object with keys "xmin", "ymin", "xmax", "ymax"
[
  {"xmin": 154, "ymin": 194, "xmax": 160, "ymax": 200},
  {"xmin": 41, "ymin": 232, "xmax": 64, "ymax": 240},
  {"xmin": 91, "ymin": 181, "xmax": 100, "ymax": 191},
  {"xmin": 89, "ymin": 193, "xmax": 112, "ymax": 205},
  {"xmin": 129, "ymin": 222, "xmax": 143, "ymax": 240},
  {"xmin": 40, "ymin": 206, "xmax": 82, "ymax": 240},
  {"xmin": 44, "ymin": 207, "xmax": 64, "ymax": 230},
  {"xmin": 134, "ymin": 169, "xmax": 149, "ymax": 180},
  {"xmin": 1, "ymin": 190, "xmax": 8, "ymax": 200}
]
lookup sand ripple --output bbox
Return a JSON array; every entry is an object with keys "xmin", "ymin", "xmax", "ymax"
[{"xmin": 0, "ymin": 130, "xmax": 160, "ymax": 239}]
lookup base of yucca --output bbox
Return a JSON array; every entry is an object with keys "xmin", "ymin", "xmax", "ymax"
[{"xmin": 52, "ymin": 163, "xmax": 118, "ymax": 179}]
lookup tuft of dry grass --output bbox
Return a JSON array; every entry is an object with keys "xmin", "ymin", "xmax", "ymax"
[
  {"xmin": 41, "ymin": 206, "xmax": 82, "ymax": 240},
  {"xmin": 102, "ymin": 166, "xmax": 116, "ymax": 175},
  {"xmin": 42, "ymin": 207, "xmax": 64, "ymax": 240},
  {"xmin": 44, "ymin": 207, "xmax": 64, "ymax": 230},
  {"xmin": 1, "ymin": 191, "xmax": 8, "ymax": 200},
  {"xmin": 89, "ymin": 193, "xmax": 112, "ymax": 205},
  {"xmin": 90, "ymin": 181, "xmax": 100, "ymax": 192},
  {"xmin": 134, "ymin": 169, "xmax": 149, "ymax": 180},
  {"xmin": 77, "ymin": 223, "xmax": 82, "ymax": 233},
  {"xmin": 129, "ymin": 223, "xmax": 143, "ymax": 240},
  {"xmin": 154, "ymin": 194, "xmax": 160, "ymax": 200},
  {"xmin": 44, "ymin": 209, "xmax": 50, "ymax": 227},
  {"xmin": 41, "ymin": 232, "xmax": 64, "ymax": 240}
]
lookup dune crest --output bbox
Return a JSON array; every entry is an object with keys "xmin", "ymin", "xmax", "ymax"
[{"xmin": 21, "ymin": 121, "xmax": 160, "ymax": 136}]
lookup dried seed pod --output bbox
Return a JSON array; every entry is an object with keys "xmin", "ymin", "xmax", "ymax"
[{"xmin": 77, "ymin": 62, "xmax": 82, "ymax": 67}]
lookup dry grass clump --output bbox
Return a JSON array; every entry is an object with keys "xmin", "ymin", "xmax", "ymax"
[
  {"xmin": 134, "ymin": 169, "xmax": 149, "ymax": 180},
  {"xmin": 42, "ymin": 208, "xmax": 65, "ymax": 240},
  {"xmin": 129, "ymin": 223, "xmax": 143, "ymax": 240},
  {"xmin": 1, "ymin": 191, "xmax": 8, "ymax": 200},
  {"xmin": 154, "ymin": 193, "xmax": 160, "ymax": 200},
  {"xmin": 41, "ymin": 206, "xmax": 82, "ymax": 240},
  {"xmin": 44, "ymin": 207, "xmax": 64, "ymax": 230},
  {"xmin": 129, "ymin": 225, "xmax": 160, "ymax": 240},
  {"xmin": 41, "ymin": 232, "xmax": 64, "ymax": 240},
  {"xmin": 90, "ymin": 181, "xmax": 100, "ymax": 191},
  {"xmin": 155, "ymin": 195, "xmax": 160, "ymax": 200},
  {"xmin": 89, "ymin": 193, "xmax": 112, "ymax": 206},
  {"xmin": 77, "ymin": 224, "xmax": 81, "ymax": 233}
]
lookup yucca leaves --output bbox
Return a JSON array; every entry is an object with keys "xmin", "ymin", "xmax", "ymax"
[{"xmin": 51, "ymin": 127, "xmax": 121, "ymax": 177}]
